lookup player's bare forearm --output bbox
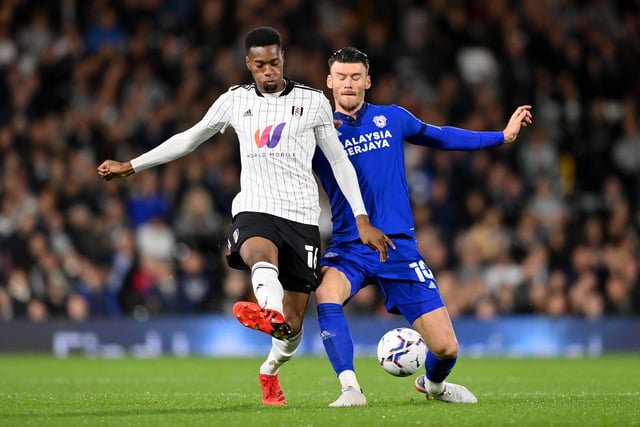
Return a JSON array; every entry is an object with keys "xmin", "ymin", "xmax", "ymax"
[
  {"xmin": 97, "ymin": 160, "xmax": 135, "ymax": 181},
  {"xmin": 503, "ymin": 105, "xmax": 533, "ymax": 144},
  {"xmin": 355, "ymin": 215, "xmax": 395, "ymax": 262}
]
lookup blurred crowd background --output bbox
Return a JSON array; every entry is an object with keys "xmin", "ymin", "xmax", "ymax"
[{"xmin": 1, "ymin": 0, "xmax": 639, "ymax": 323}]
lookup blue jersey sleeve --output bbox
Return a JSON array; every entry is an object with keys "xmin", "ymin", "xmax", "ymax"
[{"xmin": 396, "ymin": 106, "xmax": 504, "ymax": 150}]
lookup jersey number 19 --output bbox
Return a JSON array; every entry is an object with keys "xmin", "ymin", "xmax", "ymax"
[{"xmin": 409, "ymin": 261, "xmax": 434, "ymax": 282}]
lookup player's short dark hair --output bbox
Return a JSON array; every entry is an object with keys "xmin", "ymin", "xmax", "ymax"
[
  {"xmin": 244, "ymin": 26, "xmax": 282, "ymax": 52},
  {"xmin": 328, "ymin": 46, "xmax": 369, "ymax": 73}
]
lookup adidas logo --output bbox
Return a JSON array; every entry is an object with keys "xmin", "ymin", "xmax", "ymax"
[{"xmin": 243, "ymin": 109, "xmax": 252, "ymax": 117}]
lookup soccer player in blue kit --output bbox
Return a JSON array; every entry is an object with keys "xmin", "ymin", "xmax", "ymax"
[{"xmin": 313, "ymin": 46, "xmax": 532, "ymax": 406}]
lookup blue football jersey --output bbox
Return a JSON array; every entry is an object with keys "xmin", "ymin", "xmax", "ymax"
[{"xmin": 313, "ymin": 103, "xmax": 423, "ymax": 241}]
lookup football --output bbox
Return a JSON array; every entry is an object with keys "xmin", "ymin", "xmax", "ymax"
[{"xmin": 376, "ymin": 327, "xmax": 427, "ymax": 377}]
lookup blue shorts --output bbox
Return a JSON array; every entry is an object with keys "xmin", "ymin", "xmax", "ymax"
[{"xmin": 320, "ymin": 237, "xmax": 445, "ymax": 324}]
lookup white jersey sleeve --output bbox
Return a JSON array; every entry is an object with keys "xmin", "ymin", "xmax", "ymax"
[
  {"xmin": 130, "ymin": 92, "xmax": 232, "ymax": 172},
  {"xmin": 314, "ymin": 98, "xmax": 368, "ymax": 218}
]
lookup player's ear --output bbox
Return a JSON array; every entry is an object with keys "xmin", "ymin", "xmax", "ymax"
[
  {"xmin": 245, "ymin": 56, "xmax": 250, "ymax": 71},
  {"xmin": 327, "ymin": 74, "xmax": 333, "ymax": 89},
  {"xmin": 365, "ymin": 75, "xmax": 371, "ymax": 90}
]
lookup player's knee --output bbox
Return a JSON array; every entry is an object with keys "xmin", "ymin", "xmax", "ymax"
[
  {"xmin": 315, "ymin": 280, "xmax": 349, "ymax": 304},
  {"xmin": 316, "ymin": 267, "xmax": 351, "ymax": 304},
  {"xmin": 240, "ymin": 239, "xmax": 278, "ymax": 267},
  {"xmin": 315, "ymin": 284, "xmax": 338, "ymax": 304},
  {"xmin": 245, "ymin": 252, "xmax": 275, "ymax": 268},
  {"xmin": 430, "ymin": 340, "xmax": 459, "ymax": 359}
]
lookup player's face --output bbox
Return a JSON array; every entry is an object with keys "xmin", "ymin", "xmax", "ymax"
[
  {"xmin": 246, "ymin": 45, "xmax": 285, "ymax": 93},
  {"xmin": 327, "ymin": 61, "xmax": 370, "ymax": 115}
]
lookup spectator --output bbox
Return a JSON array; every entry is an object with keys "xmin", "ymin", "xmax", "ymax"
[
  {"xmin": 73, "ymin": 258, "xmax": 121, "ymax": 317},
  {"xmin": 135, "ymin": 215, "xmax": 176, "ymax": 262},
  {"xmin": 0, "ymin": 286, "xmax": 13, "ymax": 320},
  {"xmin": 174, "ymin": 185, "xmax": 224, "ymax": 252},
  {"xmin": 175, "ymin": 249, "xmax": 218, "ymax": 313},
  {"xmin": 6, "ymin": 268, "xmax": 31, "ymax": 317},
  {"xmin": 127, "ymin": 172, "xmax": 171, "ymax": 228},
  {"xmin": 84, "ymin": 7, "xmax": 126, "ymax": 55}
]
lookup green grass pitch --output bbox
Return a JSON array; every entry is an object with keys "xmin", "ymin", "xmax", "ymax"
[{"xmin": 0, "ymin": 354, "xmax": 638, "ymax": 427}]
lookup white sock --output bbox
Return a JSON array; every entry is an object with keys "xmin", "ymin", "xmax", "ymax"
[
  {"xmin": 260, "ymin": 328, "xmax": 303, "ymax": 375},
  {"xmin": 338, "ymin": 370, "xmax": 361, "ymax": 391},
  {"xmin": 425, "ymin": 378, "xmax": 445, "ymax": 395},
  {"xmin": 251, "ymin": 261, "xmax": 283, "ymax": 313}
]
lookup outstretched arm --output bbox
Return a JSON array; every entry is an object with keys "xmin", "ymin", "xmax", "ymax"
[
  {"xmin": 98, "ymin": 116, "xmax": 217, "ymax": 181},
  {"xmin": 406, "ymin": 105, "xmax": 533, "ymax": 150}
]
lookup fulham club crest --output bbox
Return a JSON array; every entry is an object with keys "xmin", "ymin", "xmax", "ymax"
[{"xmin": 291, "ymin": 106, "xmax": 304, "ymax": 117}]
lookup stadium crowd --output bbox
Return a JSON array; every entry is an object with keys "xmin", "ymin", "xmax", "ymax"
[{"xmin": 0, "ymin": 0, "xmax": 639, "ymax": 322}]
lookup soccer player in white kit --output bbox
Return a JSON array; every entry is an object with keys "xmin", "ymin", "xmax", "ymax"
[{"xmin": 97, "ymin": 27, "xmax": 392, "ymax": 406}]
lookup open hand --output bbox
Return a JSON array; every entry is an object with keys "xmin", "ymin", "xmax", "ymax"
[{"xmin": 503, "ymin": 105, "xmax": 533, "ymax": 143}]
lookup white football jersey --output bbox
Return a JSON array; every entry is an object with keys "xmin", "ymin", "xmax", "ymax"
[
  {"xmin": 203, "ymin": 79, "xmax": 332, "ymax": 225},
  {"xmin": 130, "ymin": 78, "xmax": 367, "ymax": 226}
]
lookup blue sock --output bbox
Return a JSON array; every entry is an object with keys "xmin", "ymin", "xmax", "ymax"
[
  {"xmin": 317, "ymin": 303, "xmax": 354, "ymax": 374},
  {"xmin": 425, "ymin": 351, "xmax": 457, "ymax": 383}
]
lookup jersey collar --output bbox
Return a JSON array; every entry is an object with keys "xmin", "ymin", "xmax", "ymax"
[
  {"xmin": 333, "ymin": 102, "xmax": 369, "ymax": 126},
  {"xmin": 254, "ymin": 77, "xmax": 295, "ymax": 97}
]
